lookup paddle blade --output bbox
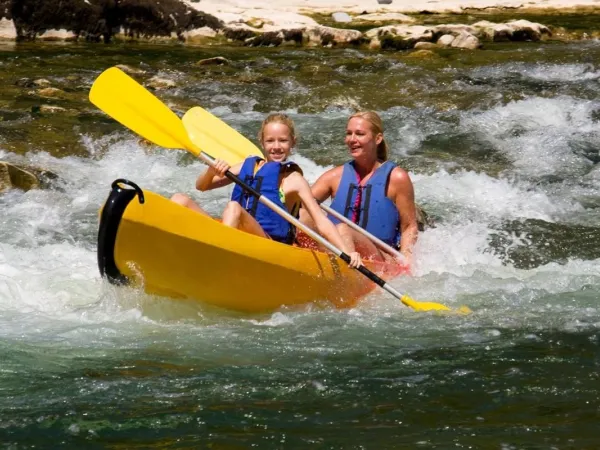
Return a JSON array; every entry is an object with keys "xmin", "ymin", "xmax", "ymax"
[
  {"xmin": 401, "ymin": 295, "xmax": 471, "ymax": 314},
  {"xmin": 183, "ymin": 107, "xmax": 262, "ymax": 166},
  {"xmin": 89, "ymin": 67, "xmax": 198, "ymax": 154}
]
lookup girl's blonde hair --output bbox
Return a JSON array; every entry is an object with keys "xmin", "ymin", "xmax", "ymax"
[
  {"xmin": 258, "ymin": 113, "xmax": 297, "ymax": 144},
  {"xmin": 348, "ymin": 111, "xmax": 389, "ymax": 161}
]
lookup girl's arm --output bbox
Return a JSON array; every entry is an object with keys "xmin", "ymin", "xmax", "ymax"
[
  {"xmin": 195, "ymin": 159, "xmax": 242, "ymax": 192},
  {"xmin": 287, "ymin": 173, "xmax": 362, "ymax": 268},
  {"xmin": 310, "ymin": 166, "xmax": 343, "ymax": 202}
]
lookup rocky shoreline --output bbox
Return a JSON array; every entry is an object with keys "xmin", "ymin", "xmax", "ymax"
[{"xmin": 0, "ymin": 0, "xmax": 597, "ymax": 50}]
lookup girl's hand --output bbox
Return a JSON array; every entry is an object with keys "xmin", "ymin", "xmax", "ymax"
[
  {"xmin": 210, "ymin": 158, "xmax": 231, "ymax": 177},
  {"xmin": 347, "ymin": 251, "xmax": 363, "ymax": 268}
]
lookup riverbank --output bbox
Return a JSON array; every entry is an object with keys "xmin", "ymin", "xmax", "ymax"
[{"xmin": 0, "ymin": 0, "xmax": 599, "ymax": 47}]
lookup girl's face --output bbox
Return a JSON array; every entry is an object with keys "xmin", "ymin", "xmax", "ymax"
[
  {"xmin": 261, "ymin": 122, "xmax": 295, "ymax": 163},
  {"xmin": 345, "ymin": 117, "xmax": 382, "ymax": 159}
]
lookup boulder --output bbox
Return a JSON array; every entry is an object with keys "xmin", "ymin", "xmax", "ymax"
[
  {"xmin": 366, "ymin": 25, "xmax": 434, "ymax": 50},
  {"xmin": 0, "ymin": 161, "xmax": 59, "ymax": 193},
  {"xmin": 450, "ymin": 31, "xmax": 480, "ymax": 49}
]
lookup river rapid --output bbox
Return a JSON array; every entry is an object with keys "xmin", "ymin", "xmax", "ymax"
[{"xmin": 1, "ymin": 40, "xmax": 600, "ymax": 448}]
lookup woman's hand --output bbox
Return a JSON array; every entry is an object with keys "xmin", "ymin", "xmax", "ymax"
[{"xmin": 347, "ymin": 251, "xmax": 363, "ymax": 268}]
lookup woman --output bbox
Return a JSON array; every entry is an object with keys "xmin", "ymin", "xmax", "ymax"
[
  {"xmin": 171, "ymin": 113, "xmax": 362, "ymax": 268},
  {"xmin": 304, "ymin": 111, "xmax": 418, "ymax": 268}
]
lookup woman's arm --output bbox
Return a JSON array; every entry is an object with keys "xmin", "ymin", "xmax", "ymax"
[
  {"xmin": 286, "ymin": 173, "xmax": 362, "ymax": 267},
  {"xmin": 390, "ymin": 168, "xmax": 418, "ymax": 267},
  {"xmin": 195, "ymin": 159, "xmax": 242, "ymax": 192}
]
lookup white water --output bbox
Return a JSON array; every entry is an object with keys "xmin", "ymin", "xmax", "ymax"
[{"xmin": 1, "ymin": 93, "xmax": 600, "ymax": 347}]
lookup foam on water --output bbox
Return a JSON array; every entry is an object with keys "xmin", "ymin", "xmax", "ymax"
[
  {"xmin": 1, "ymin": 106, "xmax": 599, "ymax": 340},
  {"xmin": 460, "ymin": 95, "xmax": 600, "ymax": 178}
]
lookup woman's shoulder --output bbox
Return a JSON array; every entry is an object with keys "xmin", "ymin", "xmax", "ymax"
[{"xmin": 389, "ymin": 165, "xmax": 411, "ymax": 183}]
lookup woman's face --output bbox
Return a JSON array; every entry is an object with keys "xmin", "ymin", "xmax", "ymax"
[
  {"xmin": 345, "ymin": 117, "xmax": 382, "ymax": 159},
  {"xmin": 261, "ymin": 122, "xmax": 295, "ymax": 163}
]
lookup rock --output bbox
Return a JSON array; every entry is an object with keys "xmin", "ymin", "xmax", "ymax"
[
  {"xmin": 195, "ymin": 56, "xmax": 231, "ymax": 65},
  {"xmin": 0, "ymin": 162, "xmax": 60, "ymax": 193},
  {"xmin": 416, "ymin": 203, "xmax": 434, "ymax": 231},
  {"xmin": 115, "ymin": 64, "xmax": 146, "ymax": 75},
  {"xmin": 0, "ymin": 18, "xmax": 17, "ymax": 40},
  {"xmin": 332, "ymin": 12, "xmax": 352, "ymax": 23},
  {"xmin": 406, "ymin": 49, "xmax": 437, "ymax": 58},
  {"xmin": 451, "ymin": 31, "xmax": 480, "ymax": 49},
  {"xmin": 15, "ymin": 78, "xmax": 35, "ymax": 88},
  {"xmin": 355, "ymin": 13, "xmax": 416, "ymax": 24},
  {"xmin": 414, "ymin": 41, "xmax": 438, "ymax": 50},
  {"xmin": 305, "ymin": 25, "xmax": 364, "ymax": 47},
  {"xmin": 33, "ymin": 78, "xmax": 51, "ymax": 87},
  {"xmin": 246, "ymin": 18, "xmax": 266, "ymax": 29},
  {"xmin": 0, "ymin": 162, "xmax": 38, "ymax": 192},
  {"xmin": 38, "ymin": 105, "xmax": 67, "ymax": 113},
  {"xmin": 506, "ymin": 19, "xmax": 552, "ymax": 41},
  {"xmin": 146, "ymin": 76, "xmax": 176, "ymax": 90},
  {"xmin": 437, "ymin": 34, "xmax": 455, "ymax": 47},
  {"xmin": 377, "ymin": 0, "xmax": 393, "ymax": 4},
  {"xmin": 366, "ymin": 25, "xmax": 434, "ymax": 50},
  {"xmin": 183, "ymin": 26, "xmax": 218, "ymax": 41},
  {"xmin": 471, "ymin": 19, "xmax": 551, "ymax": 42},
  {"xmin": 36, "ymin": 87, "xmax": 66, "ymax": 98}
]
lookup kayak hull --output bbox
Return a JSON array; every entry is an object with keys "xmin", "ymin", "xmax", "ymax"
[{"xmin": 98, "ymin": 180, "xmax": 408, "ymax": 313}]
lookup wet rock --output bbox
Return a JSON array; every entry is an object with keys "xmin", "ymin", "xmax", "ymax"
[
  {"xmin": 33, "ymin": 78, "xmax": 51, "ymax": 87},
  {"xmin": 416, "ymin": 203, "xmax": 435, "ymax": 231},
  {"xmin": 406, "ymin": 49, "xmax": 437, "ymax": 59},
  {"xmin": 147, "ymin": 76, "xmax": 176, "ymax": 90},
  {"xmin": 36, "ymin": 87, "xmax": 66, "ymax": 98},
  {"xmin": 37, "ymin": 105, "xmax": 68, "ymax": 113},
  {"xmin": 196, "ymin": 56, "xmax": 231, "ymax": 66},
  {"xmin": 0, "ymin": 161, "xmax": 60, "ymax": 193},
  {"xmin": 15, "ymin": 77, "xmax": 35, "ymax": 88},
  {"xmin": 115, "ymin": 64, "xmax": 147, "ymax": 75}
]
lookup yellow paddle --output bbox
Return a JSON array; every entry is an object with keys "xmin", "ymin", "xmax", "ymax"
[{"xmin": 89, "ymin": 66, "xmax": 462, "ymax": 313}]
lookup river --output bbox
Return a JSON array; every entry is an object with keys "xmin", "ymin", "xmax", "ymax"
[{"xmin": 1, "ymin": 39, "xmax": 599, "ymax": 447}]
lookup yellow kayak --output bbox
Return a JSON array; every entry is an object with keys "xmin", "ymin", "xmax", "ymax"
[{"xmin": 98, "ymin": 179, "xmax": 408, "ymax": 313}]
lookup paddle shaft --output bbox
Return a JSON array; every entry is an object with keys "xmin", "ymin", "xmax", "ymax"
[
  {"xmin": 197, "ymin": 152, "xmax": 406, "ymax": 302},
  {"xmin": 319, "ymin": 204, "xmax": 404, "ymax": 260}
]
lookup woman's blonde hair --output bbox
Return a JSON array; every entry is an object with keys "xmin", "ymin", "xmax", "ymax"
[
  {"xmin": 348, "ymin": 111, "xmax": 389, "ymax": 161},
  {"xmin": 258, "ymin": 113, "xmax": 297, "ymax": 145}
]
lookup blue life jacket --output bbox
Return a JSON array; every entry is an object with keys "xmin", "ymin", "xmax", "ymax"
[
  {"xmin": 231, "ymin": 156, "xmax": 300, "ymax": 244},
  {"xmin": 329, "ymin": 161, "xmax": 400, "ymax": 247}
]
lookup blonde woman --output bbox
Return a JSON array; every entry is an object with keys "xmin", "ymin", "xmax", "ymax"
[{"xmin": 304, "ymin": 111, "xmax": 418, "ymax": 268}]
